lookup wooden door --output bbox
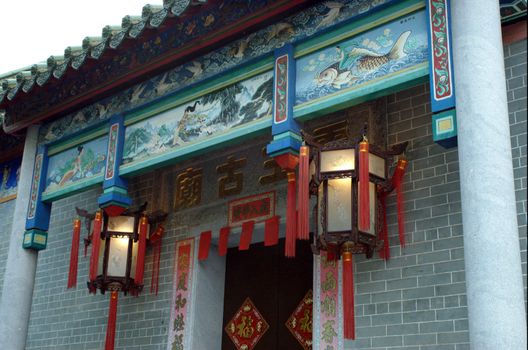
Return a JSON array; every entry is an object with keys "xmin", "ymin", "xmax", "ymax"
[{"xmin": 222, "ymin": 238, "xmax": 313, "ymax": 350}]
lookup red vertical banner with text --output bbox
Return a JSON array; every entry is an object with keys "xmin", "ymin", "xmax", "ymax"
[
  {"xmin": 314, "ymin": 251, "xmax": 343, "ymax": 350},
  {"xmin": 167, "ymin": 238, "xmax": 195, "ymax": 350}
]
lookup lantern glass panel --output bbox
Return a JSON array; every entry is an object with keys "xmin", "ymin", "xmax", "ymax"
[
  {"xmin": 327, "ymin": 178, "xmax": 352, "ymax": 232},
  {"xmin": 357, "ymin": 181, "xmax": 377, "ymax": 235},
  {"xmin": 369, "ymin": 153, "xmax": 386, "ymax": 179},
  {"xmin": 107, "ymin": 236, "xmax": 130, "ymax": 277},
  {"xmin": 107, "ymin": 216, "xmax": 135, "ymax": 233},
  {"xmin": 320, "ymin": 149, "xmax": 355, "ymax": 173}
]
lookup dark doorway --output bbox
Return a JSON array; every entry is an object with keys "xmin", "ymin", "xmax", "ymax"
[{"xmin": 222, "ymin": 238, "xmax": 313, "ymax": 350}]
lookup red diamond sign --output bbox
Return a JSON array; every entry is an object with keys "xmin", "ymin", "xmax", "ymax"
[
  {"xmin": 285, "ymin": 289, "xmax": 313, "ymax": 350},
  {"xmin": 225, "ymin": 298, "xmax": 269, "ymax": 350}
]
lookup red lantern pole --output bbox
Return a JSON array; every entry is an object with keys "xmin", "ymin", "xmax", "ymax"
[
  {"xmin": 378, "ymin": 192, "xmax": 390, "ymax": 260},
  {"xmin": 297, "ymin": 145, "xmax": 310, "ymax": 240},
  {"xmin": 135, "ymin": 215, "xmax": 148, "ymax": 286},
  {"xmin": 67, "ymin": 218, "xmax": 81, "ymax": 288},
  {"xmin": 391, "ymin": 158, "xmax": 408, "ymax": 247},
  {"xmin": 359, "ymin": 140, "xmax": 370, "ymax": 231},
  {"xmin": 285, "ymin": 171, "xmax": 297, "ymax": 257},
  {"xmin": 342, "ymin": 245, "xmax": 355, "ymax": 339},
  {"xmin": 105, "ymin": 291, "xmax": 119, "ymax": 350},
  {"xmin": 89, "ymin": 210, "xmax": 103, "ymax": 293}
]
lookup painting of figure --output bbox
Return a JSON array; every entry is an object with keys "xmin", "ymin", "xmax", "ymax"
[
  {"xmin": 46, "ymin": 137, "xmax": 107, "ymax": 191},
  {"xmin": 0, "ymin": 158, "xmax": 21, "ymax": 203},
  {"xmin": 122, "ymin": 71, "xmax": 273, "ymax": 165},
  {"xmin": 296, "ymin": 11, "xmax": 429, "ymax": 104}
]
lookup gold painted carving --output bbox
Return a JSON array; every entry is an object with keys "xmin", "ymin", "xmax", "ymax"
[
  {"xmin": 258, "ymin": 147, "xmax": 287, "ymax": 185},
  {"xmin": 174, "ymin": 167, "xmax": 202, "ymax": 210},
  {"xmin": 217, "ymin": 155, "xmax": 247, "ymax": 197}
]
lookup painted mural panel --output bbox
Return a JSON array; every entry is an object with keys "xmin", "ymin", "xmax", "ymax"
[
  {"xmin": 122, "ymin": 71, "xmax": 273, "ymax": 165},
  {"xmin": 39, "ymin": 0, "xmax": 395, "ymax": 143},
  {"xmin": 45, "ymin": 137, "xmax": 107, "ymax": 192},
  {"xmin": 296, "ymin": 10, "xmax": 428, "ymax": 105},
  {"xmin": 0, "ymin": 158, "xmax": 21, "ymax": 203}
]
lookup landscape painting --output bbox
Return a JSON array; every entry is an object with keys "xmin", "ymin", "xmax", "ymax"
[
  {"xmin": 0, "ymin": 157, "xmax": 21, "ymax": 203},
  {"xmin": 45, "ymin": 136, "xmax": 108, "ymax": 192},
  {"xmin": 122, "ymin": 71, "xmax": 273, "ymax": 165},
  {"xmin": 296, "ymin": 10, "xmax": 428, "ymax": 104}
]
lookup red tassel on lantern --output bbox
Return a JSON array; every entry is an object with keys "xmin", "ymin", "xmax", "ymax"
[
  {"xmin": 218, "ymin": 226, "xmax": 230, "ymax": 256},
  {"xmin": 105, "ymin": 291, "xmax": 118, "ymax": 350},
  {"xmin": 264, "ymin": 216, "xmax": 280, "ymax": 246},
  {"xmin": 89, "ymin": 210, "xmax": 103, "ymax": 292},
  {"xmin": 359, "ymin": 140, "xmax": 370, "ymax": 231},
  {"xmin": 391, "ymin": 158, "xmax": 408, "ymax": 247},
  {"xmin": 378, "ymin": 192, "xmax": 390, "ymax": 260},
  {"xmin": 239, "ymin": 221, "xmax": 254, "ymax": 251},
  {"xmin": 342, "ymin": 248, "xmax": 355, "ymax": 340},
  {"xmin": 198, "ymin": 231, "xmax": 212, "ymax": 260},
  {"xmin": 67, "ymin": 218, "xmax": 81, "ymax": 288},
  {"xmin": 135, "ymin": 215, "xmax": 148, "ymax": 286},
  {"xmin": 285, "ymin": 171, "xmax": 297, "ymax": 257},
  {"xmin": 297, "ymin": 146, "xmax": 310, "ymax": 240},
  {"xmin": 150, "ymin": 225, "xmax": 164, "ymax": 295}
]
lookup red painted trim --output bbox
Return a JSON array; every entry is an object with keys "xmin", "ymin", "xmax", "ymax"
[
  {"xmin": 502, "ymin": 20, "xmax": 527, "ymax": 46},
  {"xmin": 4, "ymin": 0, "xmax": 311, "ymax": 134}
]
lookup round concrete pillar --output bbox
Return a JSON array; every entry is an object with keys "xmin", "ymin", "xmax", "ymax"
[
  {"xmin": 451, "ymin": 1, "xmax": 527, "ymax": 349},
  {"xmin": 0, "ymin": 124, "xmax": 40, "ymax": 349}
]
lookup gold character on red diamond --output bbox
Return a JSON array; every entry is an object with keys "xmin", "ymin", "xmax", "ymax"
[
  {"xmin": 236, "ymin": 316, "xmax": 255, "ymax": 339},
  {"xmin": 300, "ymin": 309, "xmax": 312, "ymax": 332}
]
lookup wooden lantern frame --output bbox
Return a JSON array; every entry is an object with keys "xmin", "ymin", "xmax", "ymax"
[{"xmin": 303, "ymin": 128, "xmax": 407, "ymax": 258}]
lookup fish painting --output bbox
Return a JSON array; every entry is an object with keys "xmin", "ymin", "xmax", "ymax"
[{"xmin": 315, "ymin": 31, "xmax": 411, "ymax": 88}]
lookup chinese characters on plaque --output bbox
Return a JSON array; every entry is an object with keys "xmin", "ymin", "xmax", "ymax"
[{"xmin": 169, "ymin": 147, "xmax": 288, "ymax": 212}]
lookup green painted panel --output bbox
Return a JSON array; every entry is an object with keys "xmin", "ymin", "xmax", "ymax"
[
  {"xmin": 42, "ymin": 175, "xmax": 103, "ymax": 202},
  {"xmin": 295, "ymin": 0, "xmax": 424, "ymax": 58},
  {"xmin": 120, "ymin": 118, "xmax": 271, "ymax": 177},
  {"xmin": 294, "ymin": 62, "xmax": 429, "ymax": 120}
]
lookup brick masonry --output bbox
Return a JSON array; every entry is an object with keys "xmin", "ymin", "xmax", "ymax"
[
  {"xmin": 0, "ymin": 41, "xmax": 522, "ymax": 349},
  {"xmin": 505, "ymin": 39, "xmax": 527, "ymax": 312},
  {"xmin": 0, "ymin": 200, "xmax": 15, "ymax": 300}
]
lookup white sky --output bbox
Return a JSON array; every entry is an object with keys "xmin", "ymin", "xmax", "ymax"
[{"xmin": 0, "ymin": 0, "xmax": 163, "ymax": 76}]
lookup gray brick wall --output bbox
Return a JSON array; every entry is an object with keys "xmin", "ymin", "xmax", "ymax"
[
  {"xmin": 19, "ymin": 41, "xmax": 526, "ymax": 350},
  {"xmin": 505, "ymin": 39, "xmax": 527, "ymax": 308},
  {"xmin": 347, "ymin": 38, "xmax": 527, "ymax": 350},
  {"xmin": 0, "ymin": 199, "xmax": 15, "ymax": 300},
  {"xmin": 25, "ymin": 186, "xmax": 183, "ymax": 350},
  {"xmin": 350, "ymin": 83, "xmax": 469, "ymax": 350}
]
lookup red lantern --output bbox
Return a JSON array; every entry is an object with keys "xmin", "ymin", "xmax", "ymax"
[{"xmin": 303, "ymin": 128, "xmax": 407, "ymax": 339}]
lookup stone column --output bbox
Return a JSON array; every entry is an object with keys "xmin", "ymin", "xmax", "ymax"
[
  {"xmin": 0, "ymin": 124, "xmax": 40, "ymax": 349},
  {"xmin": 451, "ymin": 1, "xmax": 527, "ymax": 349}
]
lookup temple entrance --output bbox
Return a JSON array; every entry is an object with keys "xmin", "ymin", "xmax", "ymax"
[{"xmin": 221, "ymin": 238, "xmax": 313, "ymax": 349}]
